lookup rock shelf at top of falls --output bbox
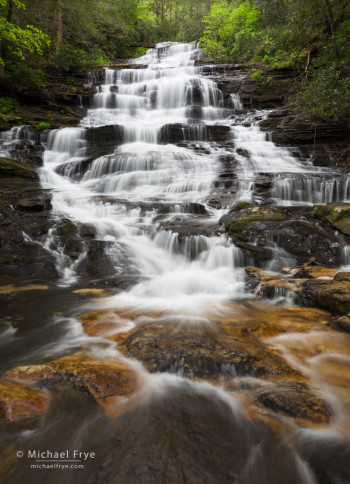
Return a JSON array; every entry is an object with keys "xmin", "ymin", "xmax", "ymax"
[{"xmin": 0, "ymin": 42, "xmax": 350, "ymax": 484}]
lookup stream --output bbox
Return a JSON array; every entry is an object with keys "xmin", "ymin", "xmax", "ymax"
[{"xmin": 0, "ymin": 42, "xmax": 349, "ymax": 484}]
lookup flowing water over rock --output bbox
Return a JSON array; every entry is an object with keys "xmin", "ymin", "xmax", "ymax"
[{"xmin": 0, "ymin": 42, "xmax": 350, "ymax": 484}]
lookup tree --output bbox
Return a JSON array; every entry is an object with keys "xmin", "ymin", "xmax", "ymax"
[{"xmin": 0, "ymin": 0, "xmax": 49, "ymax": 78}]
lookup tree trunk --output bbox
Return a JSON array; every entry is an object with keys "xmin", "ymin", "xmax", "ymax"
[
  {"xmin": 323, "ymin": 0, "xmax": 339, "ymax": 58},
  {"xmin": 55, "ymin": 0, "xmax": 63, "ymax": 55}
]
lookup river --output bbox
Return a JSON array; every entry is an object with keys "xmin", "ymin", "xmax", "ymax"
[{"xmin": 0, "ymin": 42, "xmax": 349, "ymax": 484}]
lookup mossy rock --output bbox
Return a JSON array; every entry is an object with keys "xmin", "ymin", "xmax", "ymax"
[
  {"xmin": 224, "ymin": 206, "xmax": 287, "ymax": 233},
  {"xmin": 313, "ymin": 203, "xmax": 350, "ymax": 236},
  {"xmin": 0, "ymin": 157, "xmax": 38, "ymax": 181},
  {"xmin": 58, "ymin": 218, "xmax": 76, "ymax": 235},
  {"xmin": 231, "ymin": 202, "xmax": 255, "ymax": 211},
  {"xmin": 330, "ymin": 217, "xmax": 350, "ymax": 236},
  {"xmin": 313, "ymin": 204, "xmax": 332, "ymax": 219}
]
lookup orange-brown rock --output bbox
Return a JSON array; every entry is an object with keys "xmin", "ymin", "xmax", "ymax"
[
  {"xmin": 300, "ymin": 279, "xmax": 350, "ymax": 315},
  {"xmin": 227, "ymin": 378, "xmax": 331, "ymax": 425},
  {"xmin": 5, "ymin": 353, "xmax": 139, "ymax": 400},
  {"xmin": 79, "ymin": 310, "xmax": 134, "ymax": 338},
  {"xmin": 0, "ymin": 379, "xmax": 50, "ymax": 422},
  {"xmin": 298, "ymin": 266, "xmax": 338, "ymax": 279},
  {"xmin": 110, "ymin": 319, "xmax": 302, "ymax": 380}
]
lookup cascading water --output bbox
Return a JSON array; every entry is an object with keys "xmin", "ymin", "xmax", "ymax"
[
  {"xmin": 1, "ymin": 42, "xmax": 350, "ymax": 484},
  {"xmin": 37, "ymin": 41, "xmax": 246, "ymax": 298}
]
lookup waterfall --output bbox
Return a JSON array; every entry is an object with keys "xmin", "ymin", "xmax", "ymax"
[{"xmin": 1, "ymin": 42, "xmax": 350, "ymax": 304}]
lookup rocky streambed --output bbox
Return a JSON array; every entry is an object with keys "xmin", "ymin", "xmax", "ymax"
[{"xmin": 0, "ymin": 42, "xmax": 350, "ymax": 484}]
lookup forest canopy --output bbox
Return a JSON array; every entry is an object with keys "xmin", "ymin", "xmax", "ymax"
[{"xmin": 0, "ymin": 0, "xmax": 349, "ymax": 121}]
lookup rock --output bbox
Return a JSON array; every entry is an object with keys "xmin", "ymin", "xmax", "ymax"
[
  {"xmin": 221, "ymin": 205, "xmax": 345, "ymax": 267},
  {"xmin": 0, "ymin": 157, "xmax": 38, "ymax": 180},
  {"xmin": 159, "ymin": 123, "xmax": 231, "ymax": 144},
  {"xmin": 300, "ymin": 279, "xmax": 350, "ymax": 315},
  {"xmin": 334, "ymin": 315, "xmax": 350, "ymax": 332},
  {"xmin": 298, "ymin": 266, "xmax": 338, "ymax": 279},
  {"xmin": 101, "ymin": 317, "xmax": 306, "ymax": 380},
  {"xmin": 314, "ymin": 202, "xmax": 350, "ymax": 236},
  {"xmin": 5, "ymin": 353, "xmax": 139, "ymax": 401},
  {"xmin": 56, "ymin": 218, "xmax": 77, "ymax": 236},
  {"xmin": 220, "ymin": 205, "xmax": 287, "ymax": 231},
  {"xmin": 0, "ymin": 157, "xmax": 58, "ymax": 285},
  {"xmin": 334, "ymin": 272, "xmax": 350, "ymax": 282},
  {"xmin": 0, "ymin": 379, "xmax": 49, "ymax": 422},
  {"xmin": 227, "ymin": 378, "xmax": 331, "ymax": 424},
  {"xmin": 159, "ymin": 123, "xmax": 184, "ymax": 144},
  {"xmin": 93, "ymin": 379, "xmax": 313, "ymax": 484},
  {"xmin": 259, "ymin": 112, "xmax": 350, "ymax": 167},
  {"xmin": 15, "ymin": 195, "xmax": 52, "ymax": 212}
]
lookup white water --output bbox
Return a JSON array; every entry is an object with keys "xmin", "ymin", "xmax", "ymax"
[
  {"xmin": 1, "ymin": 44, "xmax": 350, "ymax": 484},
  {"xmin": 1, "ymin": 42, "xmax": 350, "ymax": 300},
  {"xmin": 38, "ymin": 42, "xmax": 248, "ymax": 303}
]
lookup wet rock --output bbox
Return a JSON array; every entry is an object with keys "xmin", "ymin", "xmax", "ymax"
[
  {"xmin": 206, "ymin": 125, "xmax": 231, "ymax": 142},
  {"xmin": 221, "ymin": 205, "xmax": 345, "ymax": 267},
  {"xmin": 15, "ymin": 195, "xmax": 52, "ymax": 212},
  {"xmin": 256, "ymin": 383, "xmax": 331, "ymax": 424},
  {"xmin": 0, "ymin": 157, "xmax": 38, "ymax": 180},
  {"xmin": 110, "ymin": 320, "xmax": 301, "ymax": 380},
  {"xmin": 77, "ymin": 240, "xmax": 118, "ymax": 279},
  {"xmin": 0, "ymin": 379, "xmax": 49, "ymax": 422},
  {"xmin": 56, "ymin": 218, "xmax": 78, "ymax": 236},
  {"xmin": 186, "ymin": 105, "xmax": 203, "ymax": 120},
  {"xmin": 334, "ymin": 272, "xmax": 350, "ymax": 282},
  {"xmin": 159, "ymin": 123, "xmax": 231, "ymax": 144},
  {"xmin": 314, "ymin": 202, "xmax": 350, "ymax": 236},
  {"xmin": 245, "ymin": 266, "xmax": 303, "ymax": 297},
  {"xmin": 93, "ymin": 380, "xmax": 313, "ymax": 484},
  {"xmin": 159, "ymin": 123, "xmax": 184, "ymax": 143},
  {"xmin": 55, "ymin": 158, "xmax": 93, "ymax": 180},
  {"xmin": 297, "ymin": 266, "xmax": 338, "ymax": 279},
  {"xmin": 0, "ymin": 157, "xmax": 58, "ymax": 285},
  {"xmin": 5, "ymin": 353, "xmax": 139, "ymax": 400},
  {"xmin": 85, "ymin": 125, "xmax": 124, "ymax": 145},
  {"xmin": 334, "ymin": 315, "xmax": 350, "ymax": 332},
  {"xmin": 300, "ymin": 279, "xmax": 350, "ymax": 315},
  {"xmin": 228, "ymin": 378, "xmax": 331, "ymax": 425},
  {"xmin": 259, "ymin": 112, "xmax": 350, "ymax": 167}
]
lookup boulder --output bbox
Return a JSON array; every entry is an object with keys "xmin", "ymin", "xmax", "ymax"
[
  {"xmin": 5, "ymin": 353, "xmax": 139, "ymax": 401},
  {"xmin": 0, "ymin": 379, "xmax": 49, "ymax": 422},
  {"xmin": 314, "ymin": 202, "xmax": 350, "ymax": 236},
  {"xmin": 221, "ymin": 205, "xmax": 345, "ymax": 267},
  {"xmin": 300, "ymin": 279, "xmax": 350, "ymax": 315}
]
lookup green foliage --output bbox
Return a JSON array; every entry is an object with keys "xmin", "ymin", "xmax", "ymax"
[
  {"xmin": 200, "ymin": 0, "xmax": 350, "ymax": 121},
  {"xmin": 297, "ymin": 63, "xmax": 350, "ymax": 121},
  {"xmin": 201, "ymin": 0, "xmax": 261, "ymax": 62},
  {"xmin": 0, "ymin": 96, "xmax": 19, "ymax": 115},
  {"xmin": 5, "ymin": 56, "xmax": 45, "ymax": 90},
  {"xmin": 250, "ymin": 69, "xmax": 263, "ymax": 81},
  {"xmin": 131, "ymin": 47, "xmax": 149, "ymax": 58},
  {"xmin": 35, "ymin": 122, "xmax": 51, "ymax": 130},
  {"xmin": 53, "ymin": 43, "xmax": 110, "ymax": 72},
  {"xmin": 0, "ymin": 0, "xmax": 50, "ymax": 66}
]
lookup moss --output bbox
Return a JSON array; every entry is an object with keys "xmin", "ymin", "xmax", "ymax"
[
  {"xmin": 232, "ymin": 202, "xmax": 255, "ymax": 211},
  {"xmin": 36, "ymin": 122, "xmax": 51, "ymax": 130},
  {"xmin": 313, "ymin": 203, "xmax": 350, "ymax": 236},
  {"xmin": 327, "ymin": 206, "xmax": 350, "ymax": 224},
  {"xmin": 224, "ymin": 207, "xmax": 287, "ymax": 233},
  {"xmin": 0, "ymin": 157, "xmax": 38, "ymax": 180},
  {"xmin": 313, "ymin": 205, "xmax": 332, "ymax": 219},
  {"xmin": 330, "ymin": 217, "xmax": 350, "ymax": 236},
  {"xmin": 61, "ymin": 219, "xmax": 75, "ymax": 234}
]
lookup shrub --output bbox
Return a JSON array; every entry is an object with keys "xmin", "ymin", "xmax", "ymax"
[
  {"xmin": 0, "ymin": 97, "xmax": 19, "ymax": 115},
  {"xmin": 36, "ymin": 122, "xmax": 51, "ymax": 130}
]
